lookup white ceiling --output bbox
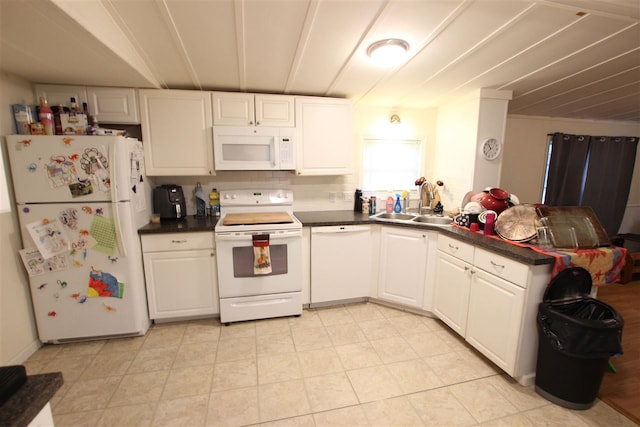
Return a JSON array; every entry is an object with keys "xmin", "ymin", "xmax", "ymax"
[{"xmin": 1, "ymin": 0, "xmax": 639, "ymax": 123}]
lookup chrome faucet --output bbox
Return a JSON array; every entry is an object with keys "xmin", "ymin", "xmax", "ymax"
[{"xmin": 418, "ymin": 181, "xmax": 434, "ymax": 215}]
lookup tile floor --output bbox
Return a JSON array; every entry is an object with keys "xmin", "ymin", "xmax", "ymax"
[{"xmin": 24, "ymin": 302, "xmax": 635, "ymax": 427}]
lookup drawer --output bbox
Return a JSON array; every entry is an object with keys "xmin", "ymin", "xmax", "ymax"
[
  {"xmin": 437, "ymin": 234, "xmax": 474, "ymax": 264},
  {"xmin": 141, "ymin": 232, "xmax": 214, "ymax": 252},
  {"xmin": 474, "ymin": 247, "xmax": 529, "ymax": 287}
]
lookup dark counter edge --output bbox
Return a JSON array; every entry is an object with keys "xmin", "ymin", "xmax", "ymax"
[
  {"xmin": 136, "ymin": 211, "xmax": 554, "ymax": 267},
  {"xmin": 0, "ymin": 372, "xmax": 63, "ymax": 427},
  {"xmin": 294, "ymin": 210, "xmax": 555, "ymax": 267}
]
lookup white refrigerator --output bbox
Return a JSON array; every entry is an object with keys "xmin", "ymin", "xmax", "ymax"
[{"xmin": 6, "ymin": 135, "xmax": 151, "ymax": 343}]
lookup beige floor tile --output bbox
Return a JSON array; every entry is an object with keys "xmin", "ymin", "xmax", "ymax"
[
  {"xmin": 297, "ymin": 347, "xmax": 344, "ymax": 377},
  {"xmin": 53, "ymin": 410, "xmax": 105, "ymax": 427},
  {"xmin": 27, "ymin": 343, "xmax": 63, "ymax": 361},
  {"xmin": 346, "ymin": 302, "xmax": 385, "ymax": 322},
  {"xmin": 573, "ymin": 400, "xmax": 638, "ymax": 427},
  {"xmin": 161, "ymin": 364, "xmax": 214, "ymax": 399},
  {"xmin": 216, "ymin": 335, "xmax": 256, "ymax": 362},
  {"xmin": 97, "ymin": 402, "xmax": 156, "ymax": 427},
  {"xmin": 425, "ymin": 350, "xmax": 494, "ymax": 386},
  {"xmin": 50, "ymin": 381, "xmax": 72, "ymax": 410},
  {"xmin": 142, "ymin": 325, "xmax": 186, "ymax": 350},
  {"xmin": 207, "ymin": 386, "xmax": 260, "ymax": 426},
  {"xmin": 387, "ymin": 313, "xmax": 434, "ymax": 336},
  {"xmin": 259, "ymin": 414, "xmax": 315, "ymax": 427},
  {"xmin": 256, "ymin": 317, "xmax": 291, "ymax": 336},
  {"xmin": 108, "ymin": 370, "xmax": 169, "ymax": 407},
  {"xmin": 41, "ymin": 355, "xmax": 92, "ymax": 383},
  {"xmin": 420, "ymin": 316, "xmax": 446, "ymax": 331},
  {"xmin": 486, "ymin": 374, "xmax": 548, "ymax": 411},
  {"xmin": 434, "ymin": 328, "xmax": 469, "ymax": 351},
  {"xmin": 304, "ymin": 372, "xmax": 358, "ymax": 412},
  {"xmin": 152, "ymin": 394, "xmax": 209, "ymax": 426},
  {"xmin": 291, "ymin": 326, "xmax": 332, "ymax": 351},
  {"xmin": 369, "ymin": 336, "xmax": 419, "ymax": 363},
  {"xmin": 183, "ymin": 318, "xmax": 221, "ymax": 344},
  {"xmin": 219, "ymin": 321, "xmax": 256, "ymax": 339},
  {"xmin": 334, "ymin": 341, "xmax": 383, "ymax": 370},
  {"xmin": 23, "ymin": 359, "xmax": 46, "ymax": 375},
  {"xmin": 325, "ymin": 322, "xmax": 367, "ymax": 346},
  {"xmin": 57, "ymin": 340, "xmax": 107, "ymax": 357},
  {"xmin": 173, "ymin": 341, "xmax": 217, "ymax": 368},
  {"xmin": 408, "ymin": 388, "xmax": 477, "ymax": 426},
  {"xmin": 477, "ymin": 413, "xmax": 538, "ymax": 426},
  {"xmin": 211, "ymin": 358, "xmax": 257, "ymax": 392},
  {"xmin": 259, "ymin": 379, "xmax": 311, "ymax": 422},
  {"xmin": 257, "ymin": 332, "xmax": 296, "ymax": 355},
  {"xmin": 316, "ymin": 306, "xmax": 355, "ymax": 326},
  {"xmin": 521, "ymin": 404, "xmax": 591, "ymax": 426},
  {"xmin": 313, "ymin": 405, "xmax": 369, "ymax": 426},
  {"xmin": 81, "ymin": 351, "xmax": 135, "ymax": 380},
  {"xmin": 54, "ymin": 376, "xmax": 122, "ymax": 414},
  {"xmin": 448, "ymin": 377, "xmax": 520, "ymax": 423},
  {"xmin": 404, "ymin": 331, "xmax": 453, "ymax": 357},
  {"xmin": 257, "ymin": 352, "xmax": 302, "ymax": 384},
  {"xmin": 361, "ymin": 396, "xmax": 425, "ymax": 426},
  {"xmin": 288, "ymin": 310, "xmax": 324, "ymax": 330},
  {"xmin": 99, "ymin": 336, "xmax": 146, "ymax": 354},
  {"xmin": 346, "ymin": 365, "xmax": 404, "ymax": 403},
  {"xmin": 386, "ymin": 358, "xmax": 444, "ymax": 394},
  {"xmin": 127, "ymin": 346, "xmax": 178, "ymax": 374},
  {"xmin": 358, "ymin": 318, "xmax": 400, "ymax": 341}
]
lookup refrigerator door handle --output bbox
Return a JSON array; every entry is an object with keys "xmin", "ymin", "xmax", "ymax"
[
  {"xmin": 112, "ymin": 202, "xmax": 127, "ymax": 257},
  {"xmin": 109, "ymin": 143, "xmax": 117, "ymax": 202}
]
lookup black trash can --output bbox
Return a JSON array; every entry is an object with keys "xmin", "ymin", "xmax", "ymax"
[{"xmin": 535, "ymin": 267, "xmax": 624, "ymax": 410}]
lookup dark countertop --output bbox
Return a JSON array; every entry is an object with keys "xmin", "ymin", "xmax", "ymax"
[
  {"xmin": 0, "ymin": 372, "xmax": 63, "ymax": 427},
  {"xmin": 138, "ymin": 215, "xmax": 218, "ymax": 234},
  {"xmin": 294, "ymin": 210, "xmax": 555, "ymax": 266},
  {"xmin": 136, "ymin": 210, "xmax": 554, "ymax": 267}
]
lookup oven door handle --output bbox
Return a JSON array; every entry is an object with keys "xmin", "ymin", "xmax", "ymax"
[{"xmin": 215, "ymin": 229, "xmax": 302, "ymax": 241}]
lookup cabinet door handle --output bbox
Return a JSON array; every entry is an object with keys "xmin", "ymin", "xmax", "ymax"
[
  {"xmin": 448, "ymin": 243, "xmax": 459, "ymax": 253},
  {"xmin": 171, "ymin": 239, "xmax": 187, "ymax": 243},
  {"xmin": 490, "ymin": 260, "xmax": 505, "ymax": 272}
]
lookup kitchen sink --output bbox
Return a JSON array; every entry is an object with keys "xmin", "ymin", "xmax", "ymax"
[
  {"xmin": 411, "ymin": 215, "xmax": 453, "ymax": 226},
  {"xmin": 374, "ymin": 212, "xmax": 417, "ymax": 221},
  {"xmin": 371, "ymin": 212, "xmax": 452, "ymax": 227}
]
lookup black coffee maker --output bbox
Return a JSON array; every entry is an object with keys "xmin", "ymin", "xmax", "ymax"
[{"xmin": 153, "ymin": 185, "xmax": 186, "ymax": 219}]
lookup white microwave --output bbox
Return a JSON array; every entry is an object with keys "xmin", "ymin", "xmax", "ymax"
[{"xmin": 213, "ymin": 126, "xmax": 295, "ymax": 171}]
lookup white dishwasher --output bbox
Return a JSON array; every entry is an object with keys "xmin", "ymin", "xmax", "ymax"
[{"xmin": 310, "ymin": 225, "xmax": 373, "ymax": 304}]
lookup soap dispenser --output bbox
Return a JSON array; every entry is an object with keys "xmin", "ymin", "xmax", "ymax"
[{"xmin": 393, "ymin": 194, "xmax": 402, "ymax": 213}]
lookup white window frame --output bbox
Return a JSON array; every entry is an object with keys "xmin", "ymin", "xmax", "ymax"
[{"xmin": 361, "ymin": 137, "xmax": 423, "ymax": 192}]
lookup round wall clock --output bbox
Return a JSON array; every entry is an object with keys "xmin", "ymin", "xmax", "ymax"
[{"xmin": 481, "ymin": 138, "xmax": 501, "ymax": 160}]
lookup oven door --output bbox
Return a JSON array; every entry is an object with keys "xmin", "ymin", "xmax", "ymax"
[
  {"xmin": 213, "ymin": 126, "xmax": 278, "ymax": 170},
  {"xmin": 215, "ymin": 229, "xmax": 302, "ymax": 298}
]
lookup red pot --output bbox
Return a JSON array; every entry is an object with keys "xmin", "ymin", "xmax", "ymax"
[{"xmin": 480, "ymin": 188, "xmax": 509, "ymax": 214}]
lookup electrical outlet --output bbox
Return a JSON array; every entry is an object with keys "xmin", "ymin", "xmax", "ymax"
[
  {"xmin": 329, "ymin": 192, "xmax": 336, "ymax": 202},
  {"xmin": 343, "ymin": 191, "xmax": 353, "ymax": 202}
]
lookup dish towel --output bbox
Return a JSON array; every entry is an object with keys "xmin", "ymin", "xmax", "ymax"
[{"xmin": 253, "ymin": 234, "xmax": 272, "ymax": 275}]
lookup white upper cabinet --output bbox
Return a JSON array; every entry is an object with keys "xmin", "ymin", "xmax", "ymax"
[
  {"xmin": 86, "ymin": 87, "xmax": 139, "ymax": 124},
  {"xmin": 34, "ymin": 84, "xmax": 139, "ymax": 123},
  {"xmin": 212, "ymin": 92, "xmax": 294, "ymax": 127},
  {"xmin": 139, "ymin": 89, "xmax": 214, "ymax": 176},
  {"xmin": 295, "ymin": 96, "xmax": 353, "ymax": 175}
]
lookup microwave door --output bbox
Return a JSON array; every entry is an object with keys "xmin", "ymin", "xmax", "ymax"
[{"xmin": 213, "ymin": 126, "xmax": 278, "ymax": 170}]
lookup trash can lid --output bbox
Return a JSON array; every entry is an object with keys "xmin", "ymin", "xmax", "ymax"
[{"xmin": 543, "ymin": 267, "xmax": 593, "ymax": 301}]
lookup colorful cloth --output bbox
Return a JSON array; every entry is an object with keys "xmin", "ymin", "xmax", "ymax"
[{"xmin": 452, "ymin": 223, "xmax": 627, "ymax": 285}]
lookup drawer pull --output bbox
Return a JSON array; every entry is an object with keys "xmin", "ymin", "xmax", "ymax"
[
  {"xmin": 171, "ymin": 239, "xmax": 187, "ymax": 243},
  {"xmin": 448, "ymin": 243, "xmax": 459, "ymax": 252},
  {"xmin": 490, "ymin": 260, "xmax": 505, "ymax": 272}
]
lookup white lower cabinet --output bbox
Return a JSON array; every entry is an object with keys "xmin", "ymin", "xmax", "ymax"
[
  {"xmin": 466, "ymin": 267, "xmax": 525, "ymax": 374},
  {"xmin": 141, "ymin": 232, "xmax": 219, "ymax": 320},
  {"xmin": 377, "ymin": 227, "xmax": 429, "ymax": 308},
  {"xmin": 311, "ymin": 225, "xmax": 373, "ymax": 304},
  {"xmin": 433, "ymin": 251, "xmax": 472, "ymax": 336}
]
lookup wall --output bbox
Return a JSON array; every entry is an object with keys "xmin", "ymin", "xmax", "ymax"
[
  {"xmin": 152, "ymin": 105, "xmax": 439, "ymax": 214},
  {"xmin": 502, "ymin": 115, "xmax": 640, "ymax": 233},
  {"xmin": 0, "ymin": 72, "xmax": 40, "ymax": 364}
]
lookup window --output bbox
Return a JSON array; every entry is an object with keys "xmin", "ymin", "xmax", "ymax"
[{"xmin": 361, "ymin": 137, "xmax": 422, "ymax": 191}]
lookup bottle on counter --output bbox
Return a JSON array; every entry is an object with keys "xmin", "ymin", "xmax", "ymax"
[
  {"xmin": 370, "ymin": 196, "xmax": 377, "ymax": 214},
  {"xmin": 393, "ymin": 194, "xmax": 402, "ymax": 213},
  {"xmin": 386, "ymin": 196, "xmax": 394, "ymax": 213},
  {"xmin": 354, "ymin": 189, "xmax": 363, "ymax": 212},
  {"xmin": 38, "ymin": 97, "xmax": 54, "ymax": 135},
  {"xmin": 484, "ymin": 212, "xmax": 496, "ymax": 236},
  {"xmin": 209, "ymin": 188, "xmax": 220, "ymax": 217}
]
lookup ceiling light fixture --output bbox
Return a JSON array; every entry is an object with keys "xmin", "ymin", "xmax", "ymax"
[
  {"xmin": 390, "ymin": 114, "xmax": 401, "ymax": 124},
  {"xmin": 366, "ymin": 38, "xmax": 409, "ymax": 67}
]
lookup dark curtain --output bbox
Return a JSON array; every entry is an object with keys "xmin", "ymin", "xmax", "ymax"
[
  {"xmin": 544, "ymin": 133, "xmax": 590, "ymax": 206},
  {"xmin": 582, "ymin": 136, "xmax": 639, "ymax": 235}
]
